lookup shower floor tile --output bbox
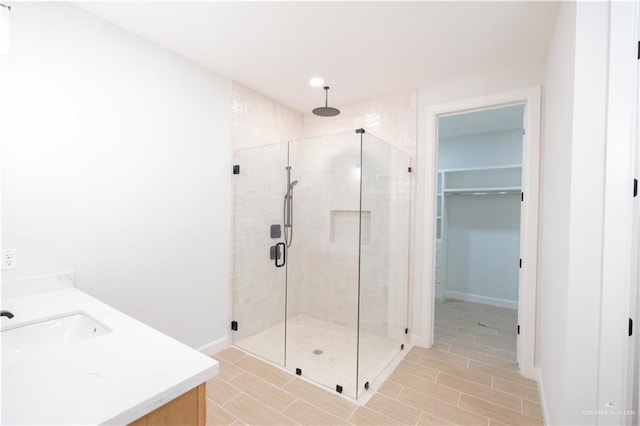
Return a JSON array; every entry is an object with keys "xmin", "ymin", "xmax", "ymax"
[{"xmin": 234, "ymin": 314, "xmax": 401, "ymax": 398}]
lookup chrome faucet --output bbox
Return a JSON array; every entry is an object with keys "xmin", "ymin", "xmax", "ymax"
[{"xmin": 1, "ymin": 310, "xmax": 14, "ymax": 319}]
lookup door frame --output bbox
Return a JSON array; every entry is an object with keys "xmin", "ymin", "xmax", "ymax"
[
  {"xmin": 600, "ymin": 0, "xmax": 640, "ymax": 421},
  {"xmin": 416, "ymin": 87, "xmax": 541, "ymax": 379}
]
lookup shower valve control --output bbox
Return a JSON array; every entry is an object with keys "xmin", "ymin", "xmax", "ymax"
[{"xmin": 270, "ymin": 245, "xmax": 282, "ymax": 260}]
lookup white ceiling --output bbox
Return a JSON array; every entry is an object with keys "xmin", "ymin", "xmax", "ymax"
[{"xmin": 76, "ymin": 1, "xmax": 559, "ymax": 114}]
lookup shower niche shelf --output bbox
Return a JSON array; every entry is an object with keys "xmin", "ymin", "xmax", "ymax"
[{"xmin": 330, "ymin": 210, "xmax": 371, "ymax": 244}]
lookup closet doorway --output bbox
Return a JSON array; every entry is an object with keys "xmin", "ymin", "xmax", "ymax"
[
  {"xmin": 433, "ymin": 104, "xmax": 524, "ymax": 366},
  {"xmin": 435, "ymin": 106, "xmax": 523, "ymax": 306},
  {"xmin": 424, "ymin": 87, "xmax": 540, "ymax": 380}
]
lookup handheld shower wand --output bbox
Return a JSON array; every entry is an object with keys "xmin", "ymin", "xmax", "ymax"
[{"xmin": 283, "ymin": 166, "xmax": 298, "ymax": 248}]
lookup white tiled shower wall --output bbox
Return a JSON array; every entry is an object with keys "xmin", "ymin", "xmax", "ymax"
[
  {"xmin": 288, "ymin": 133, "xmax": 362, "ymax": 330},
  {"xmin": 302, "ymin": 90, "xmax": 418, "ymax": 157},
  {"xmin": 231, "ymin": 82, "xmax": 417, "ymax": 345},
  {"xmin": 230, "ymin": 82, "xmax": 302, "ymax": 355},
  {"xmin": 231, "ymin": 82, "xmax": 303, "ymax": 149},
  {"xmin": 232, "ymin": 143, "xmax": 289, "ymax": 349}
]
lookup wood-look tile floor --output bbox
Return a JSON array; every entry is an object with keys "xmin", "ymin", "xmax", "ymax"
[{"xmin": 207, "ymin": 300, "xmax": 543, "ymax": 425}]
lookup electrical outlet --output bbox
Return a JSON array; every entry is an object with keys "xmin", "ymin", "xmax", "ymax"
[{"xmin": 2, "ymin": 249, "xmax": 17, "ymax": 269}]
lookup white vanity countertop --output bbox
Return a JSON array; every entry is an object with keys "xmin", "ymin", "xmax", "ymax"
[{"xmin": 1, "ymin": 287, "xmax": 219, "ymax": 425}]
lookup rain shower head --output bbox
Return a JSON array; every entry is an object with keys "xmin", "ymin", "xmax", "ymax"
[
  {"xmin": 313, "ymin": 106, "xmax": 340, "ymax": 117},
  {"xmin": 312, "ymin": 86, "xmax": 340, "ymax": 117}
]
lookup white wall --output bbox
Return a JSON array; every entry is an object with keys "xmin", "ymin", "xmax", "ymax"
[
  {"xmin": 445, "ymin": 194, "xmax": 521, "ymax": 303},
  {"xmin": 0, "ymin": 3, "xmax": 232, "ymax": 351},
  {"xmin": 562, "ymin": 1, "xmax": 609, "ymax": 422},
  {"xmin": 537, "ymin": 2, "xmax": 575, "ymax": 421},
  {"xmin": 538, "ymin": 1, "xmax": 624, "ymax": 424}
]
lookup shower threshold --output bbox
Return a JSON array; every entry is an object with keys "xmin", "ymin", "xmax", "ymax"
[{"xmin": 235, "ymin": 314, "xmax": 404, "ymax": 400}]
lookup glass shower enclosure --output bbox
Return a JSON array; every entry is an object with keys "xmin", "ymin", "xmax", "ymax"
[{"xmin": 231, "ymin": 129, "xmax": 411, "ymax": 399}]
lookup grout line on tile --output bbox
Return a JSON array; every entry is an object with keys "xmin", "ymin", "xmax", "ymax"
[
  {"xmin": 414, "ymin": 410, "xmax": 425, "ymax": 426},
  {"xmin": 395, "ymin": 385, "xmax": 405, "ymax": 400},
  {"xmin": 458, "ymin": 390, "xmax": 529, "ymax": 415},
  {"xmin": 220, "ymin": 375, "xmax": 245, "ymax": 395},
  {"xmin": 232, "ymin": 392, "xmax": 297, "ymax": 425},
  {"xmin": 206, "ymin": 396, "xmax": 241, "ymax": 424},
  {"xmin": 431, "ymin": 368, "xmax": 528, "ymax": 414},
  {"xmin": 220, "ymin": 394, "xmax": 239, "ymax": 409},
  {"xmin": 227, "ymin": 356, "xmax": 247, "ymax": 366},
  {"xmin": 281, "ymin": 375, "xmax": 296, "ymax": 388},
  {"xmin": 364, "ymin": 394, "xmax": 422, "ymax": 425},
  {"xmin": 225, "ymin": 371, "xmax": 244, "ymax": 382},
  {"xmin": 296, "ymin": 392, "xmax": 358, "ymax": 422},
  {"xmin": 278, "ymin": 396, "xmax": 299, "ymax": 414}
]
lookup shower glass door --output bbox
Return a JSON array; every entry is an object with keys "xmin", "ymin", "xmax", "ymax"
[
  {"xmin": 358, "ymin": 132, "xmax": 410, "ymax": 392},
  {"xmin": 232, "ymin": 143, "xmax": 288, "ymax": 366},
  {"xmin": 285, "ymin": 132, "xmax": 362, "ymax": 398}
]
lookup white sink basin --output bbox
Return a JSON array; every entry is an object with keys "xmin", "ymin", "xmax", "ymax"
[{"xmin": 2, "ymin": 312, "xmax": 111, "ymax": 360}]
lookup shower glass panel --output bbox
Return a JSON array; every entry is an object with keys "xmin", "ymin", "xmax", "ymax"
[
  {"xmin": 286, "ymin": 132, "xmax": 361, "ymax": 398},
  {"xmin": 232, "ymin": 143, "xmax": 288, "ymax": 366},
  {"xmin": 358, "ymin": 133, "xmax": 411, "ymax": 392},
  {"xmin": 231, "ymin": 130, "xmax": 410, "ymax": 400}
]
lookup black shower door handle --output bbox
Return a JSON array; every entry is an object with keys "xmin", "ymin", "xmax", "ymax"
[{"xmin": 275, "ymin": 242, "xmax": 285, "ymax": 268}]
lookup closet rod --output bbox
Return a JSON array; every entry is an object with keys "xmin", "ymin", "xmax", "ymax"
[{"xmin": 446, "ymin": 190, "xmax": 520, "ymax": 196}]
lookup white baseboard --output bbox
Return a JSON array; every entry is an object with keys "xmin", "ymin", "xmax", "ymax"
[
  {"xmin": 197, "ymin": 336, "xmax": 229, "ymax": 356},
  {"xmin": 410, "ymin": 334, "xmax": 433, "ymax": 349},
  {"xmin": 445, "ymin": 291, "xmax": 518, "ymax": 310},
  {"xmin": 536, "ymin": 367, "xmax": 550, "ymax": 426}
]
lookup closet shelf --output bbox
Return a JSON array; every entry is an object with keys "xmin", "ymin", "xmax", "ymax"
[{"xmin": 444, "ymin": 186, "xmax": 521, "ymax": 194}]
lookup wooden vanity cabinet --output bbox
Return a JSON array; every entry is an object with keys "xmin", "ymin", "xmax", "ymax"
[{"xmin": 129, "ymin": 383, "xmax": 206, "ymax": 426}]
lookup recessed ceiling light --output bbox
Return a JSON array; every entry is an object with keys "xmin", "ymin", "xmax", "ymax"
[{"xmin": 309, "ymin": 77, "xmax": 324, "ymax": 87}]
